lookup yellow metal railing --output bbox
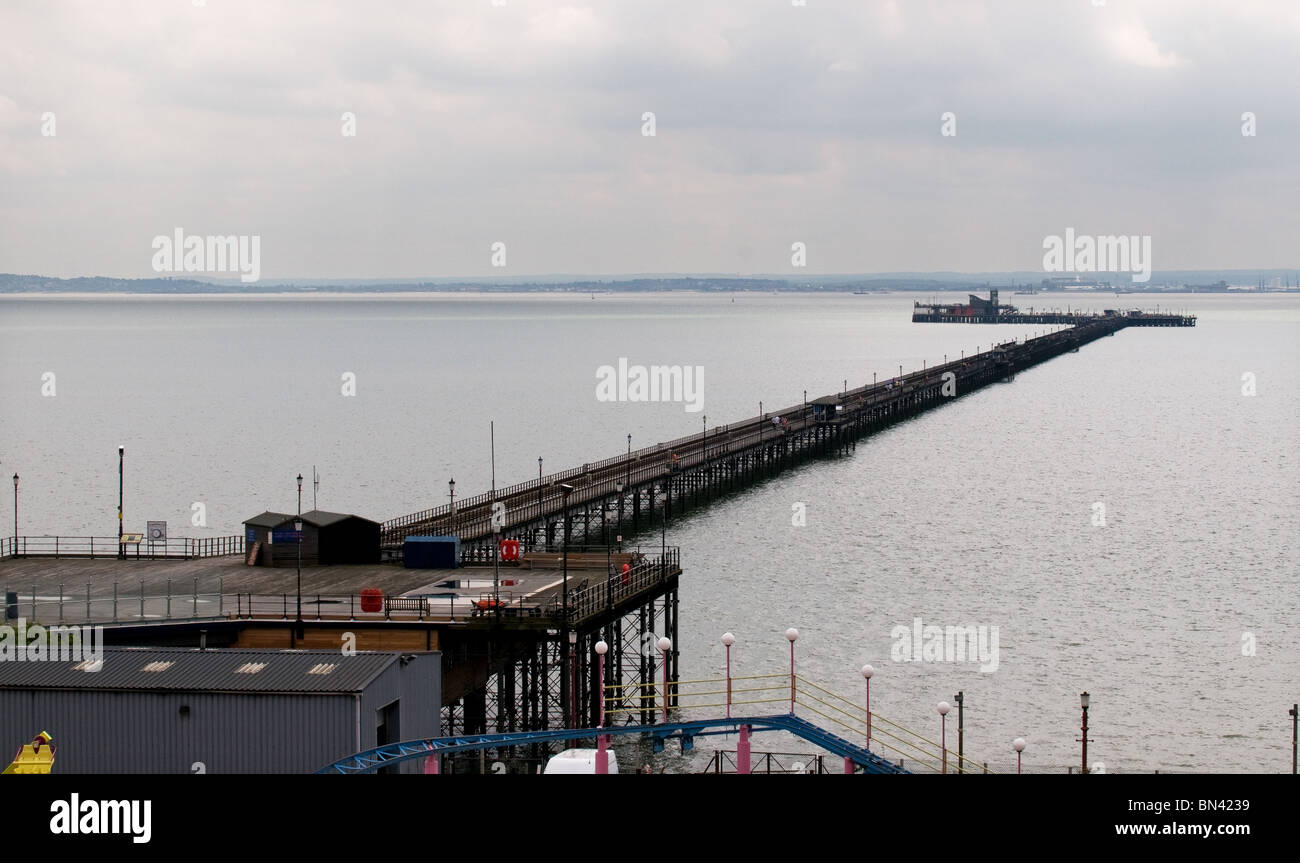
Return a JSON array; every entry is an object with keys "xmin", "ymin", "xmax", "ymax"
[{"xmin": 598, "ymin": 672, "xmax": 997, "ymax": 774}]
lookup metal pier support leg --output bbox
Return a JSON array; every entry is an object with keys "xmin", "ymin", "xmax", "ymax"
[{"xmin": 738, "ymin": 725, "xmax": 751, "ymax": 774}]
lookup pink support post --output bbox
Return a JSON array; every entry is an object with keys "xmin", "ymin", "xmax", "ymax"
[
  {"xmin": 661, "ymin": 646, "xmax": 669, "ymax": 724},
  {"xmin": 596, "ymin": 651, "xmax": 608, "ymax": 774},
  {"xmin": 424, "ymin": 754, "xmax": 440, "ymax": 774},
  {"xmin": 844, "ymin": 756, "xmax": 854, "ymax": 774},
  {"xmin": 737, "ymin": 724, "xmax": 751, "ymax": 774},
  {"xmin": 866, "ymin": 678, "xmax": 872, "ymax": 749},
  {"xmin": 788, "ymin": 641, "xmax": 796, "ymax": 713},
  {"xmin": 725, "ymin": 643, "xmax": 732, "ymax": 718}
]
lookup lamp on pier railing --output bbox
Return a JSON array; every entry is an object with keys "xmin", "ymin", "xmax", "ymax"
[
  {"xmin": 657, "ymin": 636, "xmax": 672, "ymax": 723},
  {"xmin": 615, "ymin": 481, "xmax": 624, "ymax": 539},
  {"xmin": 785, "ymin": 628, "xmax": 799, "ymax": 713},
  {"xmin": 625, "ymin": 433, "xmax": 631, "ymax": 492},
  {"xmin": 861, "ymin": 664, "xmax": 874, "ymax": 749},
  {"xmin": 294, "ymin": 517, "xmax": 304, "ymax": 639},
  {"xmin": 11, "ymin": 473, "xmax": 18, "ymax": 556},
  {"xmin": 448, "ymin": 478, "xmax": 456, "ymax": 537},
  {"xmin": 595, "ymin": 640, "xmax": 610, "ymax": 773},
  {"xmin": 937, "ymin": 701, "xmax": 951, "ymax": 774},
  {"xmin": 721, "ymin": 632, "xmax": 736, "ymax": 718},
  {"xmin": 1079, "ymin": 691, "xmax": 1091, "ymax": 774},
  {"xmin": 297, "ymin": 473, "xmax": 303, "ymax": 515},
  {"xmin": 117, "ymin": 445, "xmax": 125, "ymax": 560},
  {"xmin": 567, "ymin": 629, "xmax": 578, "ymax": 735},
  {"xmin": 1013, "ymin": 737, "xmax": 1026, "ymax": 775}
]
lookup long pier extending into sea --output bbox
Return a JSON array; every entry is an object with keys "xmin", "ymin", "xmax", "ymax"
[{"xmin": 382, "ymin": 305, "xmax": 1194, "ymax": 563}]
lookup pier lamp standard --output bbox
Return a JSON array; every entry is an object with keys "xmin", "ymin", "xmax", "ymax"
[
  {"xmin": 615, "ymin": 482, "xmax": 624, "ymax": 537},
  {"xmin": 953, "ymin": 691, "xmax": 965, "ymax": 773},
  {"xmin": 11, "ymin": 473, "xmax": 18, "ymax": 557},
  {"xmin": 117, "ymin": 445, "xmax": 125, "ymax": 559},
  {"xmin": 758, "ymin": 401, "xmax": 763, "ymax": 447},
  {"xmin": 559, "ymin": 483, "xmax": 574, "ymax": 620},
  {"xmin": 1290, "ymin": 704, "xmax": 1298, "ymax": 775},
  {"xmin": 1079, "ymin": 691, "xmax": 1091, "ymax": 774},
  {"xmin": 701, "ymin": 415, "xmax": 707, "ymax": 460},
  {"xmin": 297, "ymin": 473, "xmax": 303, "ymax": 515},
  {"xmin": 785, "ymin": 628, "xmax": 799, "ymax": 713},
  {"xmin": 594, "ymin": 640, "xmax": 610, "ymax": 773},
  {"xmin": 625, "ymin": 433, "xmax": 631, "ymax": 492},
  {"xmin": 448, "ymin": 478, "xmax": 456, "ymax": 537},
  {"xmin": 537, "ymin": 456, "xmax": 543, "ymax": 520},
  {"xmin": 938, "ymin": 701, "xmax": 951, "ymax": 774},
  {"xmin": 721, "ymin": 632, "xmax": 736, "ymax": 718},
  {"xmin": 861, "ymin": 665, "xmax": 874, "ymax": 749},
  {"xmin": 1013, "ymin": 738, "xmax": 1026, "ymax": 775},
  {"xmin": 294, "ymin": 518, "xmax": 304, "ymax": 639},
  {"xmin": 567, "ymin": 630, "xmax": 578, "ymax": 734},
  {"xmin": 657, "ymin": 636, "xmax": 672, "ymax": 723}
]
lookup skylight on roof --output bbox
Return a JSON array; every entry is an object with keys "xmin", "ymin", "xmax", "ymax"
[{"xmin": 307, "ymin": 663, "xmax": 337, "ymax": 675}]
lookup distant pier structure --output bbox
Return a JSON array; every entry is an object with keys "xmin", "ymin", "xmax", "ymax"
[{"xmin": 912, "ymin": 290, "xmax": 1196, "ymax": 326}]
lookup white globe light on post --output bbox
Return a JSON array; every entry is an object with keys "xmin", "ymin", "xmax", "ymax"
[
  {"xmin": 938, "ymin": 701, "xmax": 951, "ymax": 774},
  {"xmin": 785, "ymin": 628, "xmax": 799, "ymax": 714},
  {"xmin": 657, "ymin": 636, "xmax": 672, "ymax": 724},
  {"xmin": 1013, "ymin": 737, "xmax": 1027, "ymax": 775}
]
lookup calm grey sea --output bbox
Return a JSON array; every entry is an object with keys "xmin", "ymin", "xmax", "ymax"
[{"xmin": 2, "ymin": 291, "xmax": 1297, "ymax": 772}]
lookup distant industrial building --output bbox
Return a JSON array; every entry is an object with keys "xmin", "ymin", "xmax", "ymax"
[
  {"xmin": 243, "ymin": 510, "xmax": 381, "ymax": 566},
  {"xmin": 0, "ymin": 648, "xmax": 439, "ymax": 773}
]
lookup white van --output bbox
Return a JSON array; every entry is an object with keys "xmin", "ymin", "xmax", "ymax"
[{"xmin": 543, "ymin": 748, "xmax": 619, "ymax": 774}]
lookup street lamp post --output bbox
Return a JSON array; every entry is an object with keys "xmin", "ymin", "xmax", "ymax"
[
  {"xmin": 11, "ymin": 473, "xmax": 18, "ymax": 557},
  {"xmin": 1079, "ymin": 691, "xmax": 1091, "ymax": 774},
  {"xmin": 595, "ymin": 640, "xmax": 609, "ymax": 773},
  {"xmin": 625, "ymin": 433, "xmax": 631, "ymax": 492},
  {"xmin": 657, "ymin": 636, "xmax": 672, "ymax": 723},
  {"xmin": 537, "ymin": 457, "xmax": 543, "ymax": 527},
  {"xmin": 567, "ymin": 630, "xmax": 578, "ymax": 736},
  {"xmin": 1290, "ymin": 704, "xmax": 1298, "ymax": 775},
  {"xmin": 938, "ymin": 701, "xmax": 951, "ymax": 774},
  {"xmin": 721, "ymin": 632, "xmax": 735, "ymax": 718},
  {"xmin": 785, "ymin": 628, "xmax": 799, "ymax": 713},
  {"xmin": 295, "ymin": 517, "xmax": 303, "ymax": 639},
  {"xmin": 1013, "ymin": 737, "xmax": 1026, "ymax": 775},
  {"xmin": 615, "ymin": 481, "xmax": 624, "ymax": 539},
  {"xmin": 954, "ymin": 691, "xmax": 964, "ymax": 773},
  {"xmin": 117, "ymin": 445, "xmax": 125, "ymax": 559},
  {"xmin": 861, "ymin": 664, "xmax": 874, "ymax": 749},
  {"xmin": 448, "ymin": 478, "xmax": 456, "ymax": 538},
  {"xmin": 297, "ymin": 473, "xmax": 303, "ymax": 515},
  {"xmin": 701, "ymin": 415, "xmax": 707, "ymax": 460}
]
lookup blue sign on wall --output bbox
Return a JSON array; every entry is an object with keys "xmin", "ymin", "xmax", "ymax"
[
  {"xmin": 246, "ymin": 528, "xmax": 256, "ymax": 543},
  {"xmin": 272, "ymin": 529, "xmax": 302, "ymax": 544}
]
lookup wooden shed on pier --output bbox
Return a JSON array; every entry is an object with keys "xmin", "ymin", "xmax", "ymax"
[{"xmin": 243, "ymin": 510, "xmax": 381, "ymax": 566}]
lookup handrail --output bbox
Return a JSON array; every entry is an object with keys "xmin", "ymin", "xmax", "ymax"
[{"xmin": 1, "ymin": 535, "xmax": 244, "ymax": 560}]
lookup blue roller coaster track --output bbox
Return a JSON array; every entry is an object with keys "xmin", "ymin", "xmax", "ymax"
[{"xmin": 317, "ymin": 712, "xmax": 910, "ymax": 774}]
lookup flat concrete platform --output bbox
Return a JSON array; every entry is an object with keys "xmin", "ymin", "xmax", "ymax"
[{"xmin": 0, "ymin": 555, "xmax": 571, "ymax": 625}]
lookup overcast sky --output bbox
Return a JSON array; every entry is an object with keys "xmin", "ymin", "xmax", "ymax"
[{"xmin": 1, "ymin": 1, "xmax": 1296, "ymax": 279}]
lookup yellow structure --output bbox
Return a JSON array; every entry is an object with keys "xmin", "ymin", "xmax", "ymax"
[{"xmin": 3, "ymin": 732, "xmax": 55, "ymax": 774}]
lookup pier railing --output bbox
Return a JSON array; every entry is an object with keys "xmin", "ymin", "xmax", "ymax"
[
  {"xmin": 2, "ymin": 547, "xmax": 680, "ymax": 628},
  {"xmin": 602, "ymin": 672, "xmax": 995, "ymax": 774},
  {"xmin": 1, "ymin": 535, "xmax": 244, "ymax": 560}
]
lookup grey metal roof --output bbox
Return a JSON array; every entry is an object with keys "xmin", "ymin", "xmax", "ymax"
[
  {"xmin": 243, "ymin": 511, "xmax": 295, "ymax": 528},
  {"xmin": 299, "ymin": 509, "xmax": 378, "ymax": 528},
  {"xmin": 243, "ymin": 510, "xmax": 378, "ymax": 529},
  {"xmin": 0, "ymin": 648, "xmax": 412, "ymax": 694}
]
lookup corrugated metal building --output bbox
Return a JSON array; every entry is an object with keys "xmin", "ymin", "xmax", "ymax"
[
  {"xmin": 243, "ymin": 510, "xmax": 381, "ymax": 566},
  {"xmin": 0, "ymin": 647, "xmax": 440, "ymax": 773}
]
